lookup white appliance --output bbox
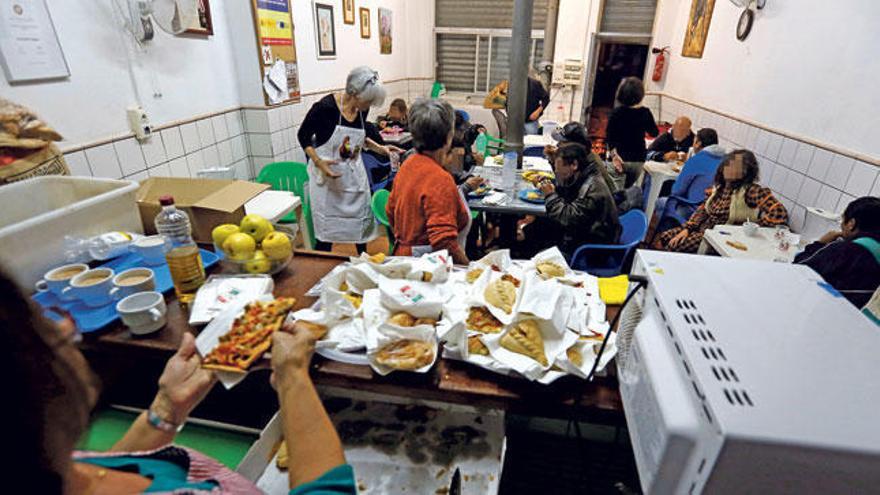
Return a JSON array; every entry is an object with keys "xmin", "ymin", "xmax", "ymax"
[{"xmin": 617, "ymin": 250, "xmax": 880, "ymax": 494}]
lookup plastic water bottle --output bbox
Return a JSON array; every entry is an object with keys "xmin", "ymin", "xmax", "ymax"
[
  {"xmin": 501, "ymin": 151, "xmax": 517, "ymax": 192},
  {"xmin": 155, "ymin": 195, "xmax": 205, "ymax": 305},
  {"xmin": 63, "ymin": 231, "xmax": 142, "ymax": 262}
]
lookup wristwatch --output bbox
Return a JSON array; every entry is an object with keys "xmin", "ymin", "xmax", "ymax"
[{"xmin": 147, "ymin": 408, "xmax": 184, "ymax": 433}]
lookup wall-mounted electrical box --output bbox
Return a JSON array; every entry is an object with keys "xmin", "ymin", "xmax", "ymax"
[
  {"xmin": 552, "ymin": 59, "xmax": 585, "ymax": 87},
  {"xmin": 127, "ymin": 105, "xmax": 152, "ymax": 141}
]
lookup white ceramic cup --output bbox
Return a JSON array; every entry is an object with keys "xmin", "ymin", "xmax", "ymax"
[
  {"xmin": 131, "ymin": 235, "xmax": 168, "ymax": 266},
  {"xmin": 62, "ymin": 268, "xmax": 115, "ymax": 307},
  {"xmin": 111, "ymin": 267, "xmax": 156, "ymax": 300},
  {"xmin": 116, "ymin": 291, "xmax": 167, "ymax": 335},
  {"xmin": 742, "ymin": 221, "xmax": 759, "ymax": 237},
  {"xmin": 35, "ymin": 263, "xmax": 89, "ymax": 300}
]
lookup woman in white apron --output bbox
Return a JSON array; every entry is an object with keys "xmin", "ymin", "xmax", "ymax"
[{"xmin": 296, "ymin": 66, "xmax": 403, "ymax": 253}]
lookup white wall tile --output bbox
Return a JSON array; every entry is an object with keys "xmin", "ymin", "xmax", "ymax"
[
  {"xmin": 765, "ymin": 133, "xmax": 783, "ymax": 161},
  {"xmin": 815, "ymin": 185, "xmax": 842, "ymax": 212},
  {"xmin": 202, "ymin": 145, "xmax": 220, "ymax": 168},
  {"xmin": 791, "ymin": 143, "xmax": 815, "ymax": 176},
  {"xmin": 244, "ymin": 109, "xmax": 269, "ymax": 133},
  {"xmin": 168, "ymin": 157, "xmax": 189, "ymax": 178},
  {"xmin": 231, "ymin": 135, "xmax": 247, "ymax": 161},
  {"xmin": 216, "ymin": 139, "xmax": 233, "ymax": 166},
  {"xmin": 185, "ymin": 150, "xmax": 204, "ymax": 173},
  {"xmin": 180, "ymin": 123, "xmax": 201, "ymax": 153},
  {"xmin": 806, "ymin": 148, "xmax": 833, "ymax": 183},
  {"xmin": 140, "ymin": 135, "xmax": 166, "ymax": 167},
  {"xmin": 126, "ymin": 170, "xmax": 149, "ymax": 182},
  {"xmin": 64, "ymin": 151, "xmax": 92, "ymax": 176},
  {"xmin": 843, "ymin": 160, "xmax": 878, "ymax": 197},
  {"xmin": 114, "ymin": 138, "xmax": 147, "ymax": 176},
  {"xmin": 232, "ymin": 159, "xmax": 250, "ymax": 180},
  {"xmin": 824, "ymin": 154, "xmax": 854, "ymax": 190},
  {"xmin": 797, "ymin": 177, "xmax": 822, "ymax": 207},
  {"xmin": 249, "ymin": 133, "xmax": 272, "ymax": 156},
  {"xmin": 782, "ymin": 170, "xmax": 805, "ymax": 200},
  {"xmin": 85, "ymin": 143, "xmax": 123, "ymax": 179},
  {"xmin": 292, "ymin": 147, "xmax": 306, "ymax": 163},
  {"xmin": 253, "ymin": 157, "xmax": 271, "ymax": 177},
  {"xmin": 148, "ymin": 162, "xmax": 171, "ymax": 177},
  {"xmin": 161, "ymin": 127, "xmax": 185, "ymax": 159},
  {"xmin": 760, "ymin": 160, "xmax": 776, "ymax": 186},
  {"xmin": 197, "ymin": 119, "xmax": 216, "ymax": 148},
  {"xmin": 789, "ymin": 205, "xmax": 806, "ymax": 233},
  {"xmin": 754, "ymin": 130, "xmax": 771, "ymax": 157},
  {"xmin": 211, "ymin": 115, "xmax": 229, "ymax": 142},
  {"xmin": 268, "ymin": 108, "xmax": 282, "ymax": 132},
  {"xmin": 777, "ymin": 138, "xmax": 798, "ymax": 169},
  {"xmin": 271, "ymin": 131, "xmax": 284, "ymax": 155},
  {"xmin": 225, "ymin": 111, "xmax": 244, "ymax": 136},
  {"xmin": 872, "ymin": 176, "xmax": 880, "ymax": 197},
  {"xmin": 769, "ymin": 164, "xmax": 788, "ymax": 193},
  {"xmin": 837, "ymin": 193, "xmax": 857, "ymax": 212},
  {"xmin": 744, "ymin": 125, "xmax": 759, "ymax": 150}
]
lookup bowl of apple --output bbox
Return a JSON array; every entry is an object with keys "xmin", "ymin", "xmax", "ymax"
[{"xmin": 211, "ymin": 214, "xmax": 296, "ymax": 275}]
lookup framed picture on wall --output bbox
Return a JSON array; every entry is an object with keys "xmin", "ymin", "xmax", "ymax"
[
  {"xmin": 313, "ymin": 2, "xmax": 336, "ymax": 59},
  {"xmin": 378, "ymin": 8, "xmax": 392, "ymax": 54},
  {"xmin": 682, "ymin": 0, "xmax": 715, "ymax": 58},
  {"xmin": 359, "ymin": 8, "xmax": 370, "ymax": 39},
  {"xmin": 343, "ymin": 0, "xmax": 355, "ymax": 25},
  {"xmin": 185, "ymin": 0, "xmax": 214, "ymax": 35}
]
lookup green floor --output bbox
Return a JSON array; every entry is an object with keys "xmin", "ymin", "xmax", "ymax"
[{"xmin": 77, "ymin": 409, "xmax": 259, "ymax": 469}]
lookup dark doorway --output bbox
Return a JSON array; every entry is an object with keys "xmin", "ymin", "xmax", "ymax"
[{"xmin": 586, "ymin": 43, "xmax": 649, "ymax": 156}]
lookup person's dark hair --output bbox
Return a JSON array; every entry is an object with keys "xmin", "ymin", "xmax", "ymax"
[
  {"xmin": 553, "ymin": 122, "xmax": 592, "ymax": 150},
  {"xmin": 390, "ymin": 98, "xmax": 407, "ymax": 114},
  {"xmin": 0, "ymin": 269, "xmax": 96, "ymax": 492},
  {"xmin": 714, "ymin": 149, "xmax": 760, "ymax": 190},
  {"xmin": 409, "ymin": 98, "xmax": 454, "ymax": 152},
  {"xmin": 615, "ymin": 77, "xmax": 645, "ymax": 107},
  {"xmin": 556, "ymin": 143, "xmax": 591, "ymax": 171},
  {"xmin": 843, "ymin": 196, "xmax": 880, "ymax": 234},
  {"xmin": 696, "ymin": 128, "xmax": 718, "ymax": 148}
]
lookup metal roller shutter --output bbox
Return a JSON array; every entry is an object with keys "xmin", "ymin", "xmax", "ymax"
[
  {"xmin": 600, "ymin": 0, "xmax": 658, "ymax": 35},
  {"xmin": 436, "ymin": 0, "xmax": 547, "ymax": 30}
]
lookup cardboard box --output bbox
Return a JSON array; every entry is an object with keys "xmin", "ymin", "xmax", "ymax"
[{"xmin": 137, "ymin": 177, "xmax": 269, "ymax": 243}]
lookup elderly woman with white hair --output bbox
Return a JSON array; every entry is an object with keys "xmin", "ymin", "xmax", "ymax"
[{"xmin": 297, "ymin": 66, "xmax": 403, "ymax": 253}]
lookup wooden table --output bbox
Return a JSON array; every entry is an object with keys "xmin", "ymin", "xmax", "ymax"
[{"xmin": 82, "ymin": 250, "xmax": 623, "ymax": 426}]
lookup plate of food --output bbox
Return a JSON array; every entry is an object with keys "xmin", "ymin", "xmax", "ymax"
[
  {"xmin": 522, "ymin": 169, "xmax": 554, "ymax": 186},
  {"xmin": 467, "ymin": 184, "xmax": 492, "ymax": 198},
  {"xmin": 518, "ymin": 188, "xmax": 545, "ymax": 204}
]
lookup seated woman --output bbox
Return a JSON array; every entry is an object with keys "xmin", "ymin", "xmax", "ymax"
[
  {"xmin": 377, "ymin": 98, "xmax": 408, "ymax": 131},
  {"xmin": 653, "ymin": 149, "xmax": 788, "ymax": 253},
  {"xmin": 387, "ymin": 98, "xmax": 471, "ymax": 265},
  {"xmin": 3, "ymin": 269, "xmax": 354, "ymax": 494},
  {"xmin": 795, "ymin": 196, "xmax": 880, "ymax": 308}
]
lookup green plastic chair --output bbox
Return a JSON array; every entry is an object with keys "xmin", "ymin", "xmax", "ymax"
[
  {"xmin": 475, "ymin": 133, "xmax": 505, "ymax": 156},
  {"xmin": 256, "ymin": 161, "xmax": 315, "ymax": 249},
  {"xmin": 430, "ymin": 81, "xmax": 445, "ymax": 98},
  {"xmin": 371, "ymin": 189, "xmax": 395, "ymax": 255}
]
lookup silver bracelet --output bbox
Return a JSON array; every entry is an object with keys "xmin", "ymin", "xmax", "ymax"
[{"xmin": 147, "ymin": 408, "xmax": 184, "ymax": 433}]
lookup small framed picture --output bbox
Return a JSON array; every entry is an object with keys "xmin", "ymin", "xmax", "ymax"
[
  {"xmin": 313, "ymin": 2, "xmax": 336, "ymax": 59},
  {"xmin": 378, "ymin": 8, "xmax": 392, "ymax": 54},
  {"xmin": 359, "ymin": 7, "xmax": 370, "ymax": 39},
  {"xmin": 343, "ymin": 0, "xmax": 355, "ymax": 25},
  {"xmin": 185, "ymin": 0, "xmax": 214, "ymax": 35}
]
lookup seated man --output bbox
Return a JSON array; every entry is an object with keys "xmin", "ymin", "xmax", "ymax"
[
  {"xmin": 545, "ymin": 121, "xmax": 615, "ymax": 192},
  {"xmin": 518, "ymin": 144, "xmax": 620, "ymax": 258},
  {"xmin": 647, "ymin": 116, "xmax": 694, "ymax": 162},
  {"xmin": 377, "ymin": 98, "xmax": 408, "ymax": 130},
  {"xmin": 795, "ymin": 196, "xmax": 880, "ymax": 308},
  {"xmin": 654, "ymin": 127, "xmax": 725, "ymax": 219}
]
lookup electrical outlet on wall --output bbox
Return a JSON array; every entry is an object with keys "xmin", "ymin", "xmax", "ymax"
[{"xmin": 126, "ymin": 105, "xmax": 152, "ymax": 141}]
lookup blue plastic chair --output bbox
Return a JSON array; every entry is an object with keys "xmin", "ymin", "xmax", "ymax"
[
  {"xmin": 640, "ymin": 173, "xmax": 652, "ymax": 211},
  {"xmin": 652, "ymin": 173, "xmax": 714, "ymax": 239},
  {"xmin": 362, "ymin": 153, "xmax": 391, "ymax": 192},
  {"xmin": 455, "ymin": 109, "xmax": 470, "ymax": 122},
  {"xmin": 523, "ymin": 145, "xmax": 545, "ymax": 158},
  {"xmin": 569, "ymin": 210, "xmax": 648, "ymax": 277}
]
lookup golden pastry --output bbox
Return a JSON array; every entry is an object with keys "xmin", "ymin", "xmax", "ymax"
[
  {"xmin": 500, "ymin": 274, "xmax": 521, "ymax": 288},
  {"xmin": 500, "ymin": 319, "xmax": 548, "ymax": 366},
  {"xmin": 466, "ymin": 307, "xmax": 503, "ymax": 334},
  {"xmin": 465, "ymin": 268, "xmax": 484, "ymax": 284},
  {"xmin": 566, "ymin": 345, "xmax": 584, "ymax": 368},
  {"xmin": 468, "ymin": 336, "xmax": 489, "ymax": 356},
  {"xmin": 374, "ymin": 339, "xmax": 434, "ymax": 370},
  {"xmin": 536, "ymin": 261, "xmax": 565, "ymax": 279},
  {"xmin": 525, "ymin": 191, "xmax": 542, "ymax": 200},
  {"xmin": 297, "ymin": 320, "xmax": 329, "ymax": 340},
  {"xmin": 343, "ymin": 293, "xmax": 363, "ymax": 309},
  {"xmin": 387, "ymin": 312, "xmax": 417, "ymax": 327},
  {"xmin": 276, "ymin": 440, "xmax": 288, "ymax": 469},
  {"xmin": 414, "ymin": 317, "xmax": 438, "ymax": 327},
  {"xmin": 368, "ymin": 252, "xmax": 387, "ymax": 264},
  {"xmin": 421, "ymin": 272, "xmax": 433, "ymax": 282},
  {"xmin": 484, "ymin": 279, "xmax": 517, "ymax": 314}
]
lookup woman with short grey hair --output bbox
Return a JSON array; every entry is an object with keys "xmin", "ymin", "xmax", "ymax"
[
  {"xmin": 386, "ymin": 98, "xmax": 474, "ymax": 265},
  {"xmin": 297, "ymin": 66, "xmax": 403, "ymax": 253}
]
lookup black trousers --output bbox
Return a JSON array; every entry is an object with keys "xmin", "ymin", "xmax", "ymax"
[{"xmin": 313, "ymin": 240, "xmax": 367, "ymax": 254}]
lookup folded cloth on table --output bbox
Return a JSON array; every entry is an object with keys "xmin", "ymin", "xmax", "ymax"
[{"xmin": 598, "ymin": 275, "xmax": 629, "ymax": 305}]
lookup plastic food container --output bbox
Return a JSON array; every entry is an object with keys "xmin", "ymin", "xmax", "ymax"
[
  {"xmin": 213, "ymin": 229, "xmax": 296, "ymax": 276},
  {"xmin": 0, "ymin": 176, "xmax": 142, "ymax": 289}
]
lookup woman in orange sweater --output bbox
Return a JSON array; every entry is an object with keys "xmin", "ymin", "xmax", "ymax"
[{"xmin": 387, "ymin": 99, "xmax": 471, "ymax": 265}]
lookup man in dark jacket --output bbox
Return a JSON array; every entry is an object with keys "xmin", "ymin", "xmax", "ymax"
[
  {"xmin": 795, "ymin": 196, "xmax": 880, "ymax": 308},
  {"xmin": 518, "ymin": 144, "xmax": 620, "ymax": 258},
  {"xmin": 647, "ymin": 116, "xmax": 694, "ymax": 162}
]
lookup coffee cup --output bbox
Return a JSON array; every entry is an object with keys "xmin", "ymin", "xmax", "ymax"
[
  {"xmin": 116, "ymin": 291, "xmax": 167, "ymax": 335},
  {"xmin": 131, "ymin": 235, "xmax": 168, "ymax": 266},
  {"xmin": 742, "ymin": 221, "xmax": 759, "ymax": 237},
  {"xmin": 35, "ymin": 263, "xmax": 89, "ymax": 300},
  {"xmin": 63, "ymin": 268, "xmax": 115, "ymax": 308},
  {"xmin": 111, "ymin": 268, "xmax": 155, "ymax": 300}
]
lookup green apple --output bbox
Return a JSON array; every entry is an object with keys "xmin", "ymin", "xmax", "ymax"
[
  {"xmin": 244, "ymin": 250, "xmax": 272, "ymax": 274},
  {"xmin": 261, "ymin": 232, "xmax": 292, "ymax": 260},
  {"xmin": 211, "ymin": 223, "xmax": 240, "ymax": 247},
  {"xmin": 222, "ymin": 232, "xmax": 257, "ymax": 261},
  {"xmin": 239, "ymin": 214, "xmax": 274, "ymax": 243}
]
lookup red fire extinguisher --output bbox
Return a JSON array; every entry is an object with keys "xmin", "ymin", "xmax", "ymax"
[{"xmin": 651, "ymin": 46, "xmax": 669, "ymax": 82}]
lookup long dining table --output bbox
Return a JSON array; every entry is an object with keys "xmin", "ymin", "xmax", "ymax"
[{"xmin": 80, "ymin": 250, "xmax": 624, "ymax": 429}]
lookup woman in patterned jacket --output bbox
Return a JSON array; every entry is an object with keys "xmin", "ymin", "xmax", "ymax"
[{"xmin": 654, "ymin": 149, "xmax": 789, "ymax": 253}]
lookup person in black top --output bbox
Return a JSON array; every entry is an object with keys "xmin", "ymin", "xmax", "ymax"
[
  {"xmin": 795, "ymin": 196, "xmax": 880, "ymax": 308},
  {"xmin": 377, "ymin": 98, "xmax": 408, "ymax": 131},
  {"xmin": 605, "ymin": 77, "xmax": 659, "ymax": 190},
  {"xmin": 646, "ymin": 116, "xmax": 694, "ymax": 162},
  {"xmin": 524, "ymin": 76, "xmax": 550, "ymax": 135}
]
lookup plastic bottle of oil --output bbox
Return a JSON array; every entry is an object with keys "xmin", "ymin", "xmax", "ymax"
[{"xmin": 155, "ymin": 195, "xmax": 205, "ymax": 305}]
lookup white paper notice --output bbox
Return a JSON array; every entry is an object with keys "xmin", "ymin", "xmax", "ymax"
[{"xmin": 0, "ymin": 0, "xmax": 69, "ymax": 82}]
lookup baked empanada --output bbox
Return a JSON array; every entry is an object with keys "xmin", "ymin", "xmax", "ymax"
[
  {"xmin": 374, "ymin": 339, "xmax": 434, "ymax": 370},
  {"xmin": 387, "ymin": 312, "xmax": 417, "ymax": 327},
  {"xmin": 368, "ymin": 252, "xmax": 387, "ymax": 264},
  {"xmin": 466, "ymin": 307, "xmax": 503, "ymax": 334},
  {"xmin": 421, "ymin": 272, "xmax": 433, "ymax": 282},
  {"xmin": 484, "ymin": 279, "xmax": 517, "ymax": 314},
  {"xmin": 465, "ymin": 268, "xmax": 484, "ymax": 284},
  {"xmin": 566, "ymin": 345, "xmax": 583, "ymax": 367},
  {"xmin": 500, "ymin": 319, "xmax": 548, "ymax": 366},
  {"xmin": 468, "ymin": 336, "xmax": 489, "ymax": 356},
  {"xmin": 297, "ymin": 320, "xmax": 329, "ymax": 340},
  {"xmin": 536, "ymin": 261, "xmax": 565, "ymax": 279}
]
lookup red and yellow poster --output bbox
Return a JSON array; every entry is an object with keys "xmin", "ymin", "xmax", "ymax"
[{"xmin": 251, "ymin": 0, "xmax": 301, "ymax": 103}]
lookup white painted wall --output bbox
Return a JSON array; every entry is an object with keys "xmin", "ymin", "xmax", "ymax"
[
  {"xmin": 0, "ymin": 0, "xmax": 241, "ymax": 148},
  {"xmin": 648, "ymin": 0, "xmax": 880, "ymax": 159}
]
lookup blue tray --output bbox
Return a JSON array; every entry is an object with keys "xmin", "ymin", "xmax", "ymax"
[
  {"xmin": 32, "ymin": 248, "xmax": 219, "ymax": 334},
  {"xmin": 518, "ymin": 188, "xmax": 546, "ymax": 204}
]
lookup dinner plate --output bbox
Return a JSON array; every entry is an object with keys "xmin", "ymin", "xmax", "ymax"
[
  {"xmin": 467, "ymin": 187, "xmax": 492, "ymax": 198},
  {"xmin": 518, "ymin": 188, "xmax": 545, "ymax": 204}
]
